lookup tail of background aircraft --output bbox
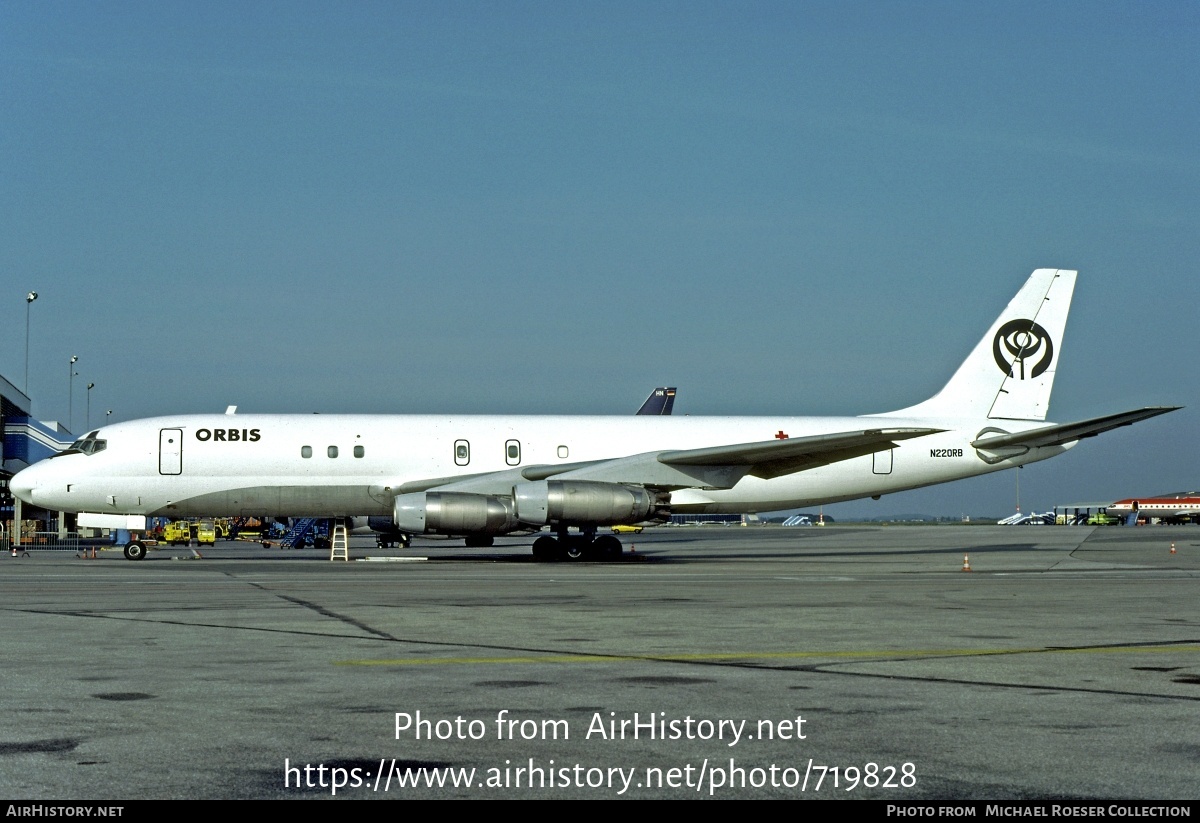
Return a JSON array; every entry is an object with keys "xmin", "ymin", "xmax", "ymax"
[
  {"xmin": 636, "ymin": 387, "xmax": 677, "ymax": 416},
  {"xmin": 884, "ymin": 269, "xmax": 1077, "ymax": 421}
]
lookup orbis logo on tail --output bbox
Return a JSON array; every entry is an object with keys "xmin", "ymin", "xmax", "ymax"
[{"xmin": 993, "ymin": 320, "xmax": 1053, "ymax": 379}]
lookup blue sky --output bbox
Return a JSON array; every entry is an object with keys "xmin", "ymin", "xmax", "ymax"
[{"xmin": 2, "ymin": 1, "xmax": 1196, "ymax": 518}]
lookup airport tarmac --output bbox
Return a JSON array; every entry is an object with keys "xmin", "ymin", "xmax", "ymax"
[{"xmin": 1, "ymin": 525, "xmax": 1198, "ymax": 800}]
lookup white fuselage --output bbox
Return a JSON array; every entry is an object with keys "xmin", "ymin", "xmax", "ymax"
[
  {"xmin": 12, "ymin": 412, "xmax": 1068, "ymax": 519},
  {"xmin": 1107, "ymin": 497, "xmax": 1200, "ymax": 518}
]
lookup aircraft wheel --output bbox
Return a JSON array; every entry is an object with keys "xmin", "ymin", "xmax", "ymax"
[
  {"xmin": 464, "ymin": 534, "xmax": 494, "ymax": 548},
  {"xmin": 531, "ymin": 535, "xmax": 558, "ymax": 561},
  {"xmin": 563, "ymin": 537, "xmax": 588, "ymax": 561},
  {"xmin": 594, "ymin": 534, "xmax": 623, "ymax": 560},
  {"xmin": 124, "ymin": 541, "xmax": 147, "ymax": 561}
]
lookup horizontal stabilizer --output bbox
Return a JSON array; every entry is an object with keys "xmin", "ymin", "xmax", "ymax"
[{"xmin": 971, "ymin": 406, "xmax": 1181, "ymax": 450}]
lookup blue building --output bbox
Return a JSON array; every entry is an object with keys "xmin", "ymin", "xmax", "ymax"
[{"xmin": 1, "ymin": 371, "xmax": 73, "ymax": 530}]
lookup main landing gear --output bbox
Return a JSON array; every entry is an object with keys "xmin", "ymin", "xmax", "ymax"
[{"xmin": 531, "ymin": 528, "xmax": 623, "ymax": 562}]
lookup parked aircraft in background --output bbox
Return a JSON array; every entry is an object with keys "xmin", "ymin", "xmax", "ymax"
[
  {"xmin": 636, "ymin": 387, "xmax": 676, "ymax": 416},
  {"xmin": 1107, "ymin": 494, "xmax": 1200, "ymax": 525},
  {"xmin": 11, "ymin": 268, "xmax": 1180, "ymax": 561}
]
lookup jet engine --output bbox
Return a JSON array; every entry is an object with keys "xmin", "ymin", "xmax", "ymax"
[
  {"xmin": 392, "ymin": 492, "xmax": 519, "ymax": 535},
  {"xmin": 513, "ymin": 480, "xmax": 668, "ymax": 526}
]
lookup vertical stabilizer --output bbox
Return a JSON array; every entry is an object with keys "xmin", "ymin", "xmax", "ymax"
[
  {"xmin": 885, "ymin": 269, "xmax": 1076, "ymax": 421},
  {"xmin": 636, "ymin": 387, "xmax": 677, "ymax": 415}
]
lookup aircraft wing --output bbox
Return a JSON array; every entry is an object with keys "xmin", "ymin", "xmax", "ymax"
[
  {"xmin": 419, "ymin": 427, "xmax": 941, "ymax": 494},
  {"xmin": 971, "ymin": 406, "xmax": 1181, "ymax": 451},
  {"xmin": 656, "ymin": 428, "xmax": 942, "ymax": 480}
]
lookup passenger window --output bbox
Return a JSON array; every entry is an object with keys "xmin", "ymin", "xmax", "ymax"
[
  {"xmin": 327, "ymin": 446, "xmax": 339, "ymax": 458},
  {"xmin": 354, "ymin": 445, "xmax": 364, "ymax": 458},
  {"xmin": 454, "ymin": 440, "xmax": 470, "ymax": 466},
  {"xmin": 301, "ymin": 446, "xmax": 312, "ymax": 458},
  {"xmin": 557, "ymin": 445, "xmax": 568, "ymax": 459},
  {"xmin": 505, "ymin": 439, "xmax": 521, "ymax": 466}
]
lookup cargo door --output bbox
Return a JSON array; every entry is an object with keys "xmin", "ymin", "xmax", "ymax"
[
  {"xmin": 872, "ymin": 448, "xmax": 893, "ymax": 475},
  {"xmin": 160, "ymin": 428, "xmax": 183, "ymax": 475}
]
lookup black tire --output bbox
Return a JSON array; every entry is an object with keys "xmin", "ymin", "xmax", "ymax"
[
  {"xmin": 531, "ymin": 535, "xmax": 558, "ymax": 561},
  {"xmin": 594, "ymin": 534, "xmax": 623, "ymax": 560},
  {"xmin": 124, "ymin": 541, "xmax": 147, "ymax": 561},
  {"xmin": 464, "ymin": 534, "xmax": 494, "ymax": 548}
]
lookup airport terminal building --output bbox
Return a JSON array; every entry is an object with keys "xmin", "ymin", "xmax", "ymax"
[{"xmin": 1, "ymin": 371, "xmax": 73, "ymax": 537}]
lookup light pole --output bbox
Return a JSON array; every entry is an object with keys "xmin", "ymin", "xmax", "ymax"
[
  {"xmin": 24, "ymin": 292, "xmax": 38, "ymax": 393},
  {"xmin": 87, "ymin": 383, "xmax": 95, "ymax": 430},
  {"xmin": 68, "ymin": 355, "xmax": 78, "ymax": 432}
]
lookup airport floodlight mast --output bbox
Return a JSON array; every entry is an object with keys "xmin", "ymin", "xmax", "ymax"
[
  {"xmin": 68, "ymin": 355, "xmax": 79, "ymax": 432},
  {"xmin": 24, "ymin": 291, "xmax": 38, "ymax": 393},
  {"xmin": 87, "ymin": 382, "xmax": 95, "ymax": 430}
]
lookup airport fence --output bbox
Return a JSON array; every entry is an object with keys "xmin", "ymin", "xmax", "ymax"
[{"xmin": 3, "ymin": 531, "xmax": 89, "ymax": 553}]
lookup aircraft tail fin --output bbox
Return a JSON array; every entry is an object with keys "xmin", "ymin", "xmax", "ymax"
[
  {"xmin": 886, "ymin": 269, "xmax": 1077, "ymax": 421},
  {"xmin": 636, "ymin": 387, "xmax": 677, "ymax": 416}
]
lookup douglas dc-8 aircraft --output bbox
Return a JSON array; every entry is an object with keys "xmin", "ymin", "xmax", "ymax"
[{"xmin": 11, "ymin": 269, "xmax": 1179, "ymax": 561}]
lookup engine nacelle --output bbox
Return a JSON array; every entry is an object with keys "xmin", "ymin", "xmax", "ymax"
[
  {"xmin": 367, "ymin": 515, "xmax": 402, "ymax": 534},
  {"xmin": 393, "ymin": 492, "xmax": 519, "ymax": 535},
  {"xmin": 513, "ymin": 480, "xmax": 664, "ymax": 526}
]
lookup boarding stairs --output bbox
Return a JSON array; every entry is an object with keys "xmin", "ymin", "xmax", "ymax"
[{"xmin": 281, "ymin": 517, "xmax": 317, "ymax": 549}]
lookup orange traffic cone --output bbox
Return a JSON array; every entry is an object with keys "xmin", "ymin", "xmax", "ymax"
[{"xmin": 962, "ymin": 554, "xmax": 972, "ymax": 572}]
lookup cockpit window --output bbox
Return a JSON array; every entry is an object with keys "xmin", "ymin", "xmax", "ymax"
[{"xmin": 53, "ymin": 431, "xmax": 107, "ymax": 458}]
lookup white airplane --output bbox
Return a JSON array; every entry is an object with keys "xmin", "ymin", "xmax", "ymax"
[
  {"xmin": 1107, "ymin": 493, "xmax": 1200, "ymax": 525},
  {"xmin": 11, "ymin": 269, "xmax": 1179, "ymax": 561}
]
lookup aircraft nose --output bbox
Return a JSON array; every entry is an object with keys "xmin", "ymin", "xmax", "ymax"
[{"xmin": 10, "ymin": 469, "xmax": 36, "ymax": 504}]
